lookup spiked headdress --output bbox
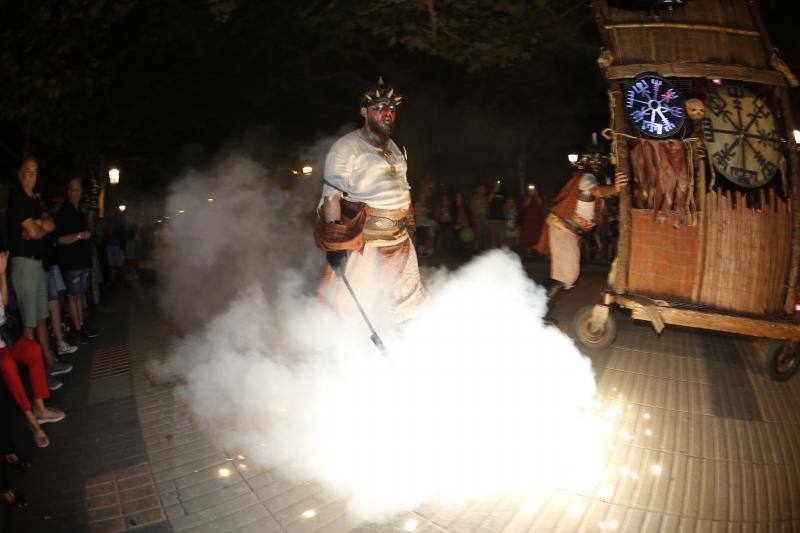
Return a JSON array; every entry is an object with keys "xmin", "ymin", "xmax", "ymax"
[
  {"xmin": 573, "ymin": 132, "xmax": 609, "ymax": 170},
  {"xmin": 360, "ymin": 76, "xmax": 403, "ymax": 108}
]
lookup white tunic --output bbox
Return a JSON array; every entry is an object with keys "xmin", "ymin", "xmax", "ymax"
[{"xmin": 320, "ymin": 130, "xmax": 411, "ymax": 210}]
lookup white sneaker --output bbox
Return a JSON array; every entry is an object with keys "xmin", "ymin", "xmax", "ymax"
[{"xmin": 58, "ymin": 342, "xmax": 78, "ymax": 356}]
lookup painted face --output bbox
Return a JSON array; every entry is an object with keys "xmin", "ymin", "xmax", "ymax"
[
  {"xmin": 68, "ymin": 178, "xmax": 82, "ymax": 204},
  {"xmin": 366, "ymin": 101, "xmax": 396, "ymax": 137},
  {"xmin": 18, "ymin": 159, "xmax": 38, "ymax": 191},
  {"xmin": 588, "ymin": 155, "xmax": 605, "ymax": 173}
]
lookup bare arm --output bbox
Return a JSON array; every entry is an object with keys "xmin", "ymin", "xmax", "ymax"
[
  {"xmin": 322, "ymin": 193, "xmax": 342, "ymax": 223},
  {"xmin": 21, "ymin": 217, "xmax": 51, "ymax": 240},
  {"xmin": 57, "ymin": 231, "xmax": 90, "ymax": 245},
  {"xmin": 589, "ymin": 171, "xmax": 628, "ymax": 199},
  {"xmin": 0, "ymin": 252, "xmax": 8, "ymax": 306}
]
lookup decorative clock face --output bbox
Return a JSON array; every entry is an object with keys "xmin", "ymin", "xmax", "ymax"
[
  {"xmin": 702, "ymin": 85, "xmax": 782, "ymax": 188},
  {"xmin": 625, "ymin": 74, "xmax": 686, "ymax": 138}
]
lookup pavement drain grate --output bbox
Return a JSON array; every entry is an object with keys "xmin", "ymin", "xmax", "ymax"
[{"xmin": 90, "ymin": 344, "xmax": 132, "ymax": 381}]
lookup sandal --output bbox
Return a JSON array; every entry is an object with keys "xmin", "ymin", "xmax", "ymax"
[
  {"xmin": 36, "ymin": 408, "xmax": 65, "ymax": 425},
  {"xmin": 3, "ymin": 454, "xmax": 31, "ymax": 473},
  {"xmin": 2, "ymin": 490, "xmax": 28, "ymax": 509},
  {"xmin": 33, "ymin": 431, "xmax": 49, "ymax": 449}
]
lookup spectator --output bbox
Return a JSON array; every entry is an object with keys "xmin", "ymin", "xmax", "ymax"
[
  {"xmin": 0, "ymin": 249, "xmax": 65, "ymax": 449},
  {"xmin": 434, "ymin": 193, "xmax": 453, "ymax": 255},
  {"xmin": 55, "ymin": 178, "xmax": 99, "ymax": 343},
  {"xmin": 452, "ymin": 191, "xmax": 471, "ymax": 256},
  {"xmin": 42, "ymin": 234, "xmax": 77, "ymax": 356},
  {"xmin": 6, "ymin": 158, "xmax": 72, "ymax": 383},
  {"xmin": 504, "ymin": 195, "xmax": 519, "ymax": 248},
  {"xmin": 487, "ymin": 181, "xmax": 506, "ymax": 249},
  {"xmin": 413, "ymin": 190, "xmax": 435, "ymax": 257},
  {"xmin": 470, "ymin": 184, "xmax": 488, "ymax": 252},
  {"xmin": 1, "ymin": 383, "xmax": 29, "ymax": 508},
  {"xmin": 518, "ymin": 186, "xmax": 545, "ymax": 255},
  {"xmin": 104, "ymin": 214, "xmax": 125, "ymax": 284}
]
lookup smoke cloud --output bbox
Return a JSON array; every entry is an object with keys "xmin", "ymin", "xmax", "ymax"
[{"xmin": 151, "ymin": 143, "xmax": 603, "ymax": 523}]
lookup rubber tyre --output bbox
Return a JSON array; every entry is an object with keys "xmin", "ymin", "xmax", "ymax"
[
  {"xmin": 767, "ymin": 341, "xmax": 800, "ymax": 382},
  {"xmin": 574, "ymin": 305, "xmax": 617, "ymax": 349}
]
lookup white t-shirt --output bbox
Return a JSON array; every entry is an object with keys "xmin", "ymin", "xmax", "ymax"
[
  {"xmin": 575, "ymin": 173, "xmax": 597, "ymax": 221},
  {"xmin": 320, "ymin": 130, "xmax": 411, "ymax": 210}
]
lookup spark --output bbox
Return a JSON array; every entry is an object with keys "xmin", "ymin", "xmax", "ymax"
[
  {"xmin": 404, "ymin": 518, "xmax": 418, "ymax": 531},
  {"xmin": 218, "ymin": 467, "xmax": 231, "ymax": 478},
  {"xmin": 568, "ymin": 502, "xmax": 584, "ymax": 517},
  {"xmin": 651, "ymin": 464, "xmax": 662, "ymax": 476},
  {"xmin": 598, "ymin": 483, "xmax": 614, "ymax": 500},
  {"xmin": 618, "ymin": 429, "xmax": 635, "ymax": 441},
  {"xmin": 301, "ymin": 509, "xmax": 317, "ymax": 519}
]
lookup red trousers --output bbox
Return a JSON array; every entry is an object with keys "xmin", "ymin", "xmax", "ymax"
[{"xmin": 0, "ymin": 337, "xmax": 49, "ymax": 412}]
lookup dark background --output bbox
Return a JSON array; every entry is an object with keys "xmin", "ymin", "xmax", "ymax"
[{"xmin": 1, "ymin": 0, "xmax": 799, "ymax": 205}]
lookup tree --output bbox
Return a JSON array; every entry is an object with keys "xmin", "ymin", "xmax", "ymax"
[{"xmin": 0, "ymin": 0, "xmax": 132, "ymax": 156}]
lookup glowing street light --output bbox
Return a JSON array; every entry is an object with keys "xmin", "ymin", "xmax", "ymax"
[
  {"xmin": 302, "ymin": 165, "xmax": 313, "ymax": 175},
  {"xmin": 568, "ymin": 153, "xmax": 579, "ymax": 163},
  {"xmin": 207, "ymin": 197, "xmax": 214, "ymax": 203},
  {"xmin": 793, "ymin": 129, "xmax": 800, "ymax": 145},
  {"xmin": 109, "ymin": 168, "xmax": 120, "ymax": 185},
  {"xmin": 118, "ymin": 204, "xmax": 126, "ymax": 212}
]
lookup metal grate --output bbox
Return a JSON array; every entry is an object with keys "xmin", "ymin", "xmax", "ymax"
[{"xmin": 90, "ymin": 344, "xmax": 131, "ymax": 381}]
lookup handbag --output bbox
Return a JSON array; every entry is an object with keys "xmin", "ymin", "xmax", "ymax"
[{"xmin": 0, "ymin": 308, "xmax": 21, "ymax": 349}]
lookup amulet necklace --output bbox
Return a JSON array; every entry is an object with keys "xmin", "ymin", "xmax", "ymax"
[{"xmin": 360, "ymin": 130, "xmax": 397, "ymax": 174}]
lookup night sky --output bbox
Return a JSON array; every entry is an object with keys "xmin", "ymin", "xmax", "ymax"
[{"xmin": 1, "ymin": 0, "xmax": 800, "ymax": 201}]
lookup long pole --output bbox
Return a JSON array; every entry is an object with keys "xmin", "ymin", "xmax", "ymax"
[{"xmin": 337, "ymin": 271, "xmax": 388, "ymax": 356}]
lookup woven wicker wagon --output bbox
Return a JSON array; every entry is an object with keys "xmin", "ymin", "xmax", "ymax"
[{"xmin": 576, "ymin": 0, "xmax": 800, "ymax": 380}]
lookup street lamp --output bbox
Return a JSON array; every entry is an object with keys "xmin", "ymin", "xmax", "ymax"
[
  {"xmin": 109, "ymin": 168, "xmax": 120, "ymax": 185},
  {"xmin": 118, "ymin": 204, "xmax": 126, "ymax": 212},
  {"xmin": 302, "ymin": 165, "xmax": 313, "ymax": 176},
  {"xmin": 207, "ymin": 197, "xmax": 214, "ymax": 203},
  {"xmin": 568, "ymin": 154, "xmax": 579, "ymax": 163},
  {"xmin": 793, "ymin": 129, "xmax": 800, "ymax": 145}
]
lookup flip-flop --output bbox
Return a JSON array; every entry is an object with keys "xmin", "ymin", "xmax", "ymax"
[
  {"xmin": 2, "ymin": 490, "xmax": 29, "ymax": 509},
  {"xmin": 33, "ymin": 431, "xmax": 49, "ymax": 448},
  {"xmin": 2, "ymin": 454, "xmax": 31, "ymax": 472},
  {"xmin": 36, "ymin": 408, "xmax": 65, "ymax": 424}
]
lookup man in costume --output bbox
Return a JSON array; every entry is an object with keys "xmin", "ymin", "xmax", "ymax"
[
  {"xmin": 537, "ymin": 137, "xmax": 626, "ymax": 319},
  {"xmin": 314, "ymin": 78, "xmax": 426, "ymax": 325}
]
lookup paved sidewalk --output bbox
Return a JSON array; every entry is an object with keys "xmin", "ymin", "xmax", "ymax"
[{"xmin": 4, "ymin": 259, "xmax": 800, "ymax": 532}]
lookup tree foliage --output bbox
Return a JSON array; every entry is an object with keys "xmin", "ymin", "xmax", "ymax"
[{"xmin": 0, "ymin": 0, "xmax": 132, "ymax": 151}]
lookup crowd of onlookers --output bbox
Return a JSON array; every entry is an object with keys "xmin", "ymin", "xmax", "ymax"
[
  {"xmin": 412, "ymin": 176, "xmax": 619, "ymax": 263},
  {"xmin": 0, "ymin": 156, "xmax": 143, "ymax": 510}
]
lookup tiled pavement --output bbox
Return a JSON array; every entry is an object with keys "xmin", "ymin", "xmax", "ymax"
[{"xmin": 4, "ymin": 259, "xmax": 800, "ymax": 532}]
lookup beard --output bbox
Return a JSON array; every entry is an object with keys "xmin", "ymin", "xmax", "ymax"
[{"xmin": 367, "ymin": 114, "xmax": 394, "ymax": 138}]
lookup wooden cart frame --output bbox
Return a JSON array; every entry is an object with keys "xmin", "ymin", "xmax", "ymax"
[{"xmin": 577, "ymin": 1, "xmax": 800, "ymax": 381}]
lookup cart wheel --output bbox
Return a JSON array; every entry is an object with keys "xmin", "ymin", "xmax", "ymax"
[
  {"xmin": 767, "ymin": 341, "xmax": 800, "ymax": 382},
  {"xmin": 575, "ymin": 305, "xmax": 617, "ymax": 349}
]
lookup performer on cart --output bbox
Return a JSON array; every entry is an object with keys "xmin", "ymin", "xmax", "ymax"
[
  {"xmin": 537, "ymin": 137, "xmax": 626, "ymax": 321},
  {"xmin": 314, "ymin": 78, "xmax": 426, "ymax": 325}
]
